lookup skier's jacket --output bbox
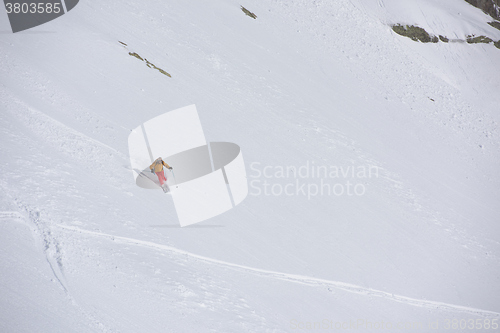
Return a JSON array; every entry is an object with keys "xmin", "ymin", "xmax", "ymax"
[{"xmin": 150, "ymin": 158, "xmax": 171, "ymax": 173}]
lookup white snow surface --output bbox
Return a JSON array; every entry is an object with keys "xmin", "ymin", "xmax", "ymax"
[{"xmin": 1, "ymin": 0, "xmax": 499, "ymax": 332}]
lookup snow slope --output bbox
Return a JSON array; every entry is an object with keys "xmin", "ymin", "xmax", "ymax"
[{"xmin": 1, "ymin": 0, "xmax": 499, "ymax": 332}]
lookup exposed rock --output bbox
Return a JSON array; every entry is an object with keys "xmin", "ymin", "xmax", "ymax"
[
  {"xmin": 464, "ymin": 0, "xmax": 500, "ymax": 20},
  {"xmin": 392, "ymin": 24, "xmax": 438, "ymax": 43}
]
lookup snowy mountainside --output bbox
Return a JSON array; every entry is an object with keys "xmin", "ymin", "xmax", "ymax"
[
  {"xmin": 0, "ymin": 0, "xmax": 499, "ymax": 332},
  {"xmin": 355, "ymin": 0, "xmax": 500, "ymax": 39}
]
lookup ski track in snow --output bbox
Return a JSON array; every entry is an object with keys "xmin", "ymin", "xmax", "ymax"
[
  {"xmin": 0, "ymin": 211, "xmax": 27, "ymax": 224},
  {"xmin": 0, "ymin": 207, "xmax": 67, "ymax": 293},
  {"xmin": 57, "ymin": 224, "xmax": 500, "ymax": 319},
  {"xmin": 0, "ymin": 209, "xmax": 113, "ymax": 333}
]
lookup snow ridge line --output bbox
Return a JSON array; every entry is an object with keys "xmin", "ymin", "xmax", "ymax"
[
  {"xmin": 2, "ymin": 92, "xmax": 128, "ymax": 164},
  {"xmin": 3, "ymin": 94, "xmax": 132, "ymax": 189},
  {"xmin": 57, "ymin": 224, "xmax": 500, "ymax": 318}
]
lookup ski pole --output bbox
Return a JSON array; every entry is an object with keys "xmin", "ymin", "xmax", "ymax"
[{"xmin": 171, "ymin": 168, "xmax": 178, "ymax": 188}]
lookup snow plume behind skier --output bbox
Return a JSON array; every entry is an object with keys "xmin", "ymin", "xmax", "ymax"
[{"xmin": 150, "ymin": 157, "xmax": 172, "ymax": 191}]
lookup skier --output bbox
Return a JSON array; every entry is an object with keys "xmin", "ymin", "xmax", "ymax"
[{"xmin": 150, "ymin": 157, "xmax": 173, "ymax": 191}]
